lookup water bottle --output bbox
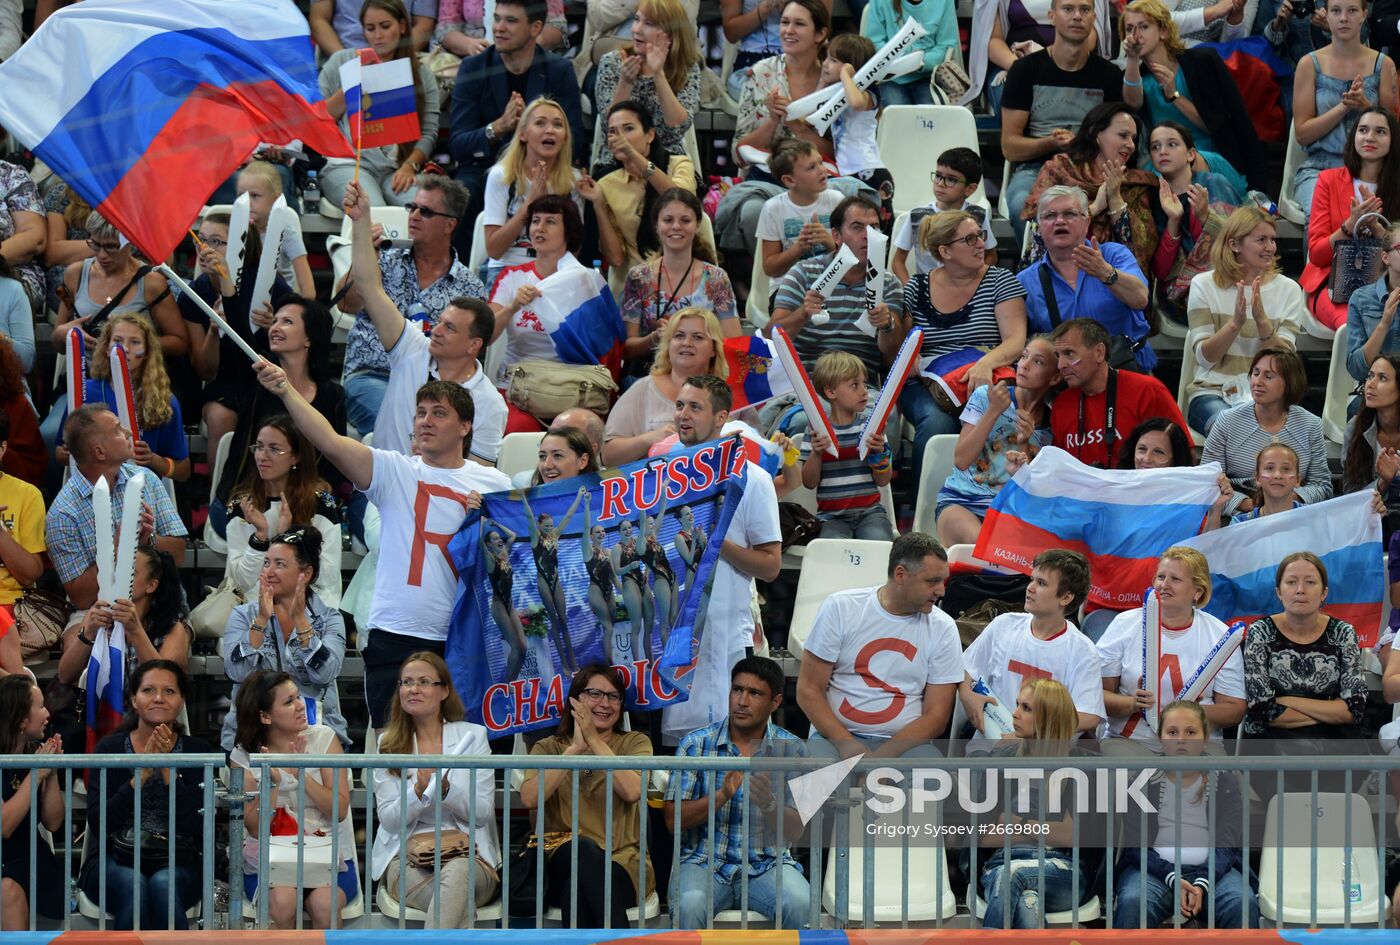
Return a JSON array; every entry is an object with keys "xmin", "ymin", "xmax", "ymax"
[
  {"xmin": 303, "ymin": 169, "xmax": 321, "ymax": 208},
  {"xmin": 407, "ymin": 300, "xmax": 430, "ymax": 334}
]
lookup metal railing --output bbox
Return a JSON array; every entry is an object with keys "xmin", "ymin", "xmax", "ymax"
[{"xmin": 2, "ymin": 750, "xmax": 1397, "ymax": 931}]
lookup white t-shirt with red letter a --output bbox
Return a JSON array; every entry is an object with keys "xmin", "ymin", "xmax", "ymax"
[{"xmin": 804, "ymin": 586, "xmax": 964, "ymax": 737}]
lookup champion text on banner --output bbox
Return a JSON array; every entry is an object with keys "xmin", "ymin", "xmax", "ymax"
[
  {"xmin": 974, "ymin": 446, "xmax": 1221, "ymax": 609},
  {"xmin": 444, "ymin": 436, "xmax": 746, "ymax": 737},
  {"xmin": 1181, "ymin": 490, "xmax": 1385, "ymax": 647},
  {"xmin": 0, "ymin": 0, "xmax": 351, "ymax": 263}
]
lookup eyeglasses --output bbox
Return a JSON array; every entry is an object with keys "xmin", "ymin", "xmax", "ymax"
[
  {"xmin": 86, "ymin": 238, "xmax": 123, "ymax": 254},
  {"xmin": 1039, "ymin": 210, "xmax": 1087, "ymax": 222},
  {"xmin": 946, "ymin": 232, "xmax": 985, "ymax": 248},
  {"xmin": 198, "ymin": 235, "xmax": 228, "ymax": 248},
  {"xmin": 405, "ymin": 202, "xmax": 459, "ymax": 221},
  {"xmin": 399, "ymin": 677, "xmax": 447, "ymax": 690},
  {"xmin": 931, "ymin": 172, "xmax": 969, "ymax": 187},
  {"xmin": 249, "ymin": 443, "xmax": 288, "ymax": 457},
  {"xmin": 580, "ymin": 687, "xmax": 623, "ymax": 704}
]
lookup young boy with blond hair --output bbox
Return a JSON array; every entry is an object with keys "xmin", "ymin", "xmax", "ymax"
[{"xmin": 799, "ymin": 351, "xmax": 894, "ymax": 540}]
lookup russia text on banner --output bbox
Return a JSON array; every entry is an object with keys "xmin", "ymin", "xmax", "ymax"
[
  {"xmin": 0, "ymin": 0, "xmax": 351, "ymax": 263},
  {"xmin": 973, "ymin": 447, "xmax": 1220, "ymax": 609},
  {"xmin": 722, "ymin": 334, "xmax": 793, "ymax": 410},
  {"xmin": 1180, "ymin": 490, "xmax": 1385, "ymax": 647},
  {"xmin": 341, "ymin": 55, "xmax": 420, "ymax": 149}
]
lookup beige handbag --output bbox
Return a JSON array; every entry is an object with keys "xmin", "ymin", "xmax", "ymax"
[
  {"xmin": 189, "ymin": 577, "xmax": 245, "ymax": 640},
  {"xmin": 503, "ymin": 361, "xmax": 617, "ymax": 423}
]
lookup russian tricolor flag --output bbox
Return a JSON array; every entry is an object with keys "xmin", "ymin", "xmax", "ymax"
[
  {"xmin": 1180, "ymin": 490, "xmax": 1385, "ymax": 647},
  {"xmin": 974, "ymin": 447, "xmax": 1221, "ymax": 610},
  {"xmin": 340, "ymin": 53, "xmax": 421, "ymax": 150},
  {"xmin": 0, "ymin": 0, "xmax": 352, "ymax": 264},
  {"xmin": 533, "ymin": 268, "xmax": 626, "ymax": 374},
  {"xmin": 722, "ymin": 335, "xmax": 793, "ymax": 410},
  {"xmin": 85, "ymin": 623, "xmax": 126, "ymax": 752}
]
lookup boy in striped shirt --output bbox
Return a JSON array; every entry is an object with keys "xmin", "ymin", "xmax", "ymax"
[{"xmin": 798, "ymin": 352, "xmax": 894, "ymax": 540}]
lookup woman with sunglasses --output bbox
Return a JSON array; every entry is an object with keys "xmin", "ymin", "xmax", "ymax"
[
  {"xmin": 519, "ymin": 664, "xmax": 654, "ymax": 927},
  {"xmin": 225, "ymin": 416, "xmax": 342, "ymax": 607},
  {"xmin": 220, "ymin": 525, "xmax": 348, "ymax": 751},
  {"xmin": 898, "ymin": 208, "xmax": 1027, "ymax": 487}
]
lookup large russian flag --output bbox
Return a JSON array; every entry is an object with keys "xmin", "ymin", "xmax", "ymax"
[
  {"xmin": 1180, "ymin": 490, "xmax": 1385, "ymax": 647},
  {"xmin": 722, "ymin": 334, "xmax": 792, "ymax": 410},
  {"xmin": 85, "ymin": 623, "xmax": 126, "ymax": 752},
  {"xmin": 533, "ymin": 268, "xmax": 626, "ymax": 374},
  {"xmin": 974, "ymin": 447, "xmax": 1220, "ymax": 609},
  {"xmin": 0, "ymin": 0, "xmax": 352, "ymax": 263}
]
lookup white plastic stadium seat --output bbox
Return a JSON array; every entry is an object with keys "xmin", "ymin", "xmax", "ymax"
[
  {"xmin": 467, "ymin": 214, "xmax": 489, "ymax": 279},
  {"xmin": 788, "ymin": 539, "xmax": 892, "ymax": 655},
  {"xmin": 376, "ymin": 883, "xmax": 503, "ymax": 925},
  {"xmin": 327, "ymin": 206, "xmax": 411, "ymax": 334},
  {"xmin": 875, "ymin": 107, "xmax": 984, "ymax": 216},
  {"xmin": 911, "ymin": 434, "xmax": 960, "ymax": 536},
  {"xmin": 497, "ymin": 431, "xmax": 546, "ymax": 481},
  {"xmin": 998, "ymin": 160, "xmax": 1012, "ymax": 221},
  {"xmin": 1258, "ymin": 792, "xmax": 1391, "ymax": 924},
  {"xmin": 1277, "ymin": 122, "xmax": 1308, "ymax": 225},
  {"xmin": 974, "ymin": 893, "xmax": 1101, "ymax": 926},
  {"xmin": 201, "ymin": 432, "xmax": 233, "ymax": 555},
  {"xmin": 945, "ymin": 542, "xmax": 1017, "ymax": 575},
  {"xmin": 1320, "ymin": 323, "xmax": 1352, "ymax": 444},
  {"xmin": 747, "ymin": 252, "xmax": 772, "ymax": 331},
  {"xmin": 544, "ymin": 891, "xmax": 660, "ymax": 926},
  {"xmin": 1176, "ymin": 328, "xmax": 1207, "ymax": 443},
  {"xmin": 821, "ymin": 793, "xmax": 959, "ymax": 923}
]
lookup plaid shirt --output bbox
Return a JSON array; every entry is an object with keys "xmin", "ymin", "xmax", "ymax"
[
  {"xmin": 341, "ymin": 245, "xmax": 486, "ymax": 377},
  {"xmin": 46, "ymin": 462, "xmax": 187, "ymax": 585},
  {"xmin": 671, "ymin": 717, "xmax": 805, "ymax": 879}
]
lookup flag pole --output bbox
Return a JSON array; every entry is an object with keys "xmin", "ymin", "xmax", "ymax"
[
  {"xmin": 154, "ymin": 263, "xmax": 262, "ymax": 364},
  {"xmin": 353, "ymin": 107, "xmax": 362, "ymax": 185}
]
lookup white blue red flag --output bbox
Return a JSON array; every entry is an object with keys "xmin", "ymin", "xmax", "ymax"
[
  {"xmin": 532, "ymin": 268, "xmax": 626, "ymax": 372},
  {"xmin": 340, "ymin": 53, "xmax": 421, "ymax": 149},
  {"xmin": 1181, "ymin": 490, "xmax": 1385, "ymax": 647},
  {"xmin": 85, "ymin": 623, "xmax": 126, "ymax": 751},
  {"xmin": 722, "ymin": 335, "xmax": 792, "ymax": 410},
  {"xmin": 974, "ymin": 447, "xmax": 1220, "ymax": 609},
  {"xmin": 0, "ymin": 0, "xmax": 352, "ymax": 263}
]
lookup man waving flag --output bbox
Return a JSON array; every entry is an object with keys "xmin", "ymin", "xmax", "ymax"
[{"xmin": 0, "ymin": 0, "xmax": 351, "ymax": 263}]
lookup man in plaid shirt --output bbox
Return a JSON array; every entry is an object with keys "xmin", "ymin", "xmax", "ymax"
[
  {"xmin": 663, "ymin": 656, "xmax": 811, "ymax": 929},
  {"xmin": 46, "ymin": 406, "xmax": 187, "ymax": 611}
]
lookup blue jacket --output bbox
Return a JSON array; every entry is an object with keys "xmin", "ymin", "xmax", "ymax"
[
  {"xmin": 449, "ymin": 45, "xmax": 586, "ymax": 172},
  {"xmin": 1345, "ymin": 273, "xmax": 1400, "ymax": 381}
]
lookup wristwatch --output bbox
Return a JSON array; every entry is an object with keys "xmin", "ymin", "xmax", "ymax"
[
  {"xmin": 1167, "ymin": 91, "xmax": 1181, "ymax": 103},
  {"xmin": 1105, "ymin": 267, "xmax": 1120, "ymax": 286},
  {"xmin": 484, "ymin": 123, "xmax": 499, "ymax": 144},
  {"xmin": 644, "ymin": 160, "xmax": 657, "ymax": 177}
]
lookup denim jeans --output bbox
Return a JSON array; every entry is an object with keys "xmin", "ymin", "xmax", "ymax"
[
  {"xmin": 980, "ymin": 848, "xmax": 1082, "ymax": 929},
  {"xmin": 1005, "ymin": 161, "xmax": 1045, "ymax": 246},
  {"xmin": 1186, "ymin": 395, "xmax": 1230, "ymax": 437},
  {"xmin": 878, "ymin": 79, "xmax": 934, "ymax": 107},
  {"xmin": 1112, "ymin": 866, "xmax": 1258, "ymax": 929},
  {"xmin": 820, "ymin": 503, "xmax": 893, "ymax": 541},
  {"xmin": 898, "ymin": 379, "xmax": 962, "ymax": 488},
  {"xmin": 82, "ymin": 860, "xmax": 199, "ymax": 930},
  {"xmin": 343, "ymin": 370, "xmax": 389, "ymax": 436},
  {"xmin": 669, "ymin": 860, "xmax": 811, "ymax": 929}
]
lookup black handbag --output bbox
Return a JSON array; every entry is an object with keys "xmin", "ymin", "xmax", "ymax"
[
  {"xmin": 506, "ymin": 831, "xmax": 570, "ymax": 917},
  {"xmin": 778, "ymin": 502, "xmax": 822, "ymax": 549},
  {"xmin": 110, "ymin": 825, "xmax": 198, "ymax": 872}
]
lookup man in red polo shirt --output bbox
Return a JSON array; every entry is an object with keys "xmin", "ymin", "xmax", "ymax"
[{"xmin": 1050, "ymin": 317, "xmax": 1188, "ymax": 468}]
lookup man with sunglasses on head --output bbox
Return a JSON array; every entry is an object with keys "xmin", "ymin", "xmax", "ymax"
[{"xmin": 335, "ymin": 171, "xmax": 487, "ymax": 439}]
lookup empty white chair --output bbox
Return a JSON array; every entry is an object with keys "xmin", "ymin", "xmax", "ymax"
[
  {"xmin": 788, "ymin": 539, "xmax": 892, "ymax": 655},
  {"xmin": 1277, "ymin": 122, "xmax": 1308, "ymax": 226},
  {"xmin": 821, "ymin": 792, "xmax": 959, "ymax": 924},
  {"xmin": 875, "ymin": 106, "xmax": 984, "ymax": 216},
  {"xmin": 1258, "ymin": 791, "xmax": 1391, "ymax": 924},
  {"xmin": 1320, "ymin": 323, "xmax": 1353, "ymax": 444},
  {"xmin": 998, "ymin": 161, "xmax": 1012, "ymax": 222},
  {"xmin": 467, "ymin": 214, "xmax": 489, "ymax": 278},
  {"xmin": 911, "ymin": 434, "xmax": 960, "ymax": 536},
  {"xmin": 497, "ymin": 431, "xmax": 546, "ymax": 481},
  {"xmin": 201, "ymin": 432, "xmax": 233, "ymax": 555}
]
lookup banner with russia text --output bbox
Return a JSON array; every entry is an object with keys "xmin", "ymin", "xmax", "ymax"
[
  {"xmin": 444, "ymin": 436, "xmax": 745, "ymax": 737},
  {"xmin": 1180, "ymin": 490, "xmax": 1385, "ymax": 648},
  {"xmin": 974, "ymin": 447, "xmax": 1220, "ymax": 609}
]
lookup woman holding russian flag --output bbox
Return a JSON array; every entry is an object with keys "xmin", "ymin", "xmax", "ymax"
[{"xmin": 1097, "ymin": 547, "xmax": 1247, "ymax": 751}]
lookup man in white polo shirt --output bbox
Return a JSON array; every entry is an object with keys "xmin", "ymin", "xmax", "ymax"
[
  {"xmin": 255, "ymin": 360, "xmax": 511, "ymax": 726},
  {"xmin": 343, "ymin": 180, "xmax": 506, "ymax": 463},
  {"xmin": 796, "ymin": 532, "xmax": 963, "ymax": 757}
]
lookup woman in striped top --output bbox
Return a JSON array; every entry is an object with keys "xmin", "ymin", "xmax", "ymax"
[
  {"xmin": 1184, "ymin": 206, "xmax": 1306, "ymax": 437},
  {"xmin": 1200, "ymin": 347, "xmax": 1332, "ymax": 518}
]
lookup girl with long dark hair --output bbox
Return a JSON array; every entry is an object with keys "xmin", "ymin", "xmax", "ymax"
[{"xmin": 0, "ymin": 675, "xmax": 63, "ymax": 929}]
